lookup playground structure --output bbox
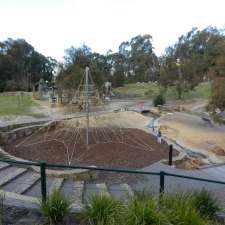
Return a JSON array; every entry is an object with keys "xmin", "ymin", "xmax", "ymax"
[
  {"xmin": 32, "ymin": 67, "xmax": 103, "ymax": 111},
  {"xmin": 70, "ymin": 67, "xmax": 102, "ymax": 111}
]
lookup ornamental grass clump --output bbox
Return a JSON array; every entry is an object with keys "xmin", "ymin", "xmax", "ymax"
[
  {"xmin": 191, "ymin": 189, "xmax": 220, "ymax": 220},
  {"xmin": 82, "ymin": 194, "xmax": 125, "ymax": 225},
  {"xmin": 124, "ymin": 192, "xmax": 166, "ymax": 225},
  {"xmin": 161, "ymin": 192, "xmax": 210, "ymax": 225},
  {"xmin": 39, "ymin": 189, "xmax": 72, "ymax": 225},
  {"xmin": 82, "ymin": 191, "xmax": 219, "ymax": 225}
]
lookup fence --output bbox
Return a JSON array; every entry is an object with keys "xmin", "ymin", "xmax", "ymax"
[{"xmin": 1, "ymin": 158, "xmax": 225, "ymax": 202}]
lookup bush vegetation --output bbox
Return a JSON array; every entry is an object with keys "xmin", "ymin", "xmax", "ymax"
[{"xmin": 153, "ymin": 94, "xmax": 166, "ymax": 107}]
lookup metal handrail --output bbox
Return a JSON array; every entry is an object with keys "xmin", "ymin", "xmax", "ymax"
[
  {"xmin": 164, "ymin": 171, "xmax": 225, "ymax": 185},
  {"xmin": 1, "ymin": 158, "xmax": 225, "ymax": 201},
  {"xmin": 0, "ymin": 158, "xmax": 160, "ymax": 175}
]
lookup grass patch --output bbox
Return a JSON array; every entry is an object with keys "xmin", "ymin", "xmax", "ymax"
[
  {"xmin": 115, "ymin": 82, "xmax": 159, "ymax": 97},
  {"xmin": 115, "ymin": 82, "xmax": 211, "ymax": 100},
  {"xmin": 0, "ymin": 94, "xmax": 44, "ymax": 117}
]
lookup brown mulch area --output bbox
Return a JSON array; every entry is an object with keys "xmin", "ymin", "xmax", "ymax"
[{"xmin": 4, "ymin": 127, "xmax": 176, "ymax": 169}]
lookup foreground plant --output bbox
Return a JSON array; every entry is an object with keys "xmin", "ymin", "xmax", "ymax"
[
  {"xmin": 39, "ymin": 189, "xmax": 72, "ymax": 225},
  {"xmin": 125, "ymin": 192, "xmax": 165, "ymax": 225},
  {"xmin": 82, "ymin": 194, "xmax": 125, "ymax": 225},
  {"xmin": 161, "ymin": 192, "xmax": 210, "ymax": 225},
  {"xmin": 191, "ymin": 189, "xmax": 220, "ymax": 220}
]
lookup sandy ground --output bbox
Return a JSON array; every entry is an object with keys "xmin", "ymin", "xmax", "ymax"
[
  {"xmin": 62, "ymin": 111, "xmax": 149, "ymax": 129},
  {"xmin": 0, "ymin": 98, "xmax": 151, "ymax": 127},
  {"xmin": 160, "ymin": 112, "xmax": 225, "ymax": 163}
]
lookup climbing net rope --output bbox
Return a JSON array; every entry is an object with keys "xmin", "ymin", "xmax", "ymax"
[{"xmin": 15, "ymin": 113, "xmax": 156, "ymax": 165}]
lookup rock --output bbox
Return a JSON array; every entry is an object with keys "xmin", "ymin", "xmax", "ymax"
[
  {"xmin": 175, "ymin": 156, "xmax": 204, "ymax": 170},
  {"xmin": 212, "ymin": 146, "xmax": 225, "ymax": 156}
]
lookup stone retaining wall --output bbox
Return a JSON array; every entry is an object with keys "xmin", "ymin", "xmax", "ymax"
[{"xmin": 1, "ymin": 124, "xmax": 45, "ymax": 144}]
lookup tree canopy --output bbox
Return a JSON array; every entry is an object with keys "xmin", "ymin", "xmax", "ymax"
[
  {"xmin": 1, "ymin": 28, "xmax": 225, "ymax": 120},
  {"xmin": 159, "ymin": 27, "xmax": 225, "ymax": 99},
  {"xmin": 57, "ymin": 34, "xmax": 159, "ymax": 92},
  {"xmin": 0, "ymin": 38, "xmax": 57, "ymax": 92}
]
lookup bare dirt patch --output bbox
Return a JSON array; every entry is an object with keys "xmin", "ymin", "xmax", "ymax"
[{"xmin": 3, "ymin": 127, "xmax": 174, "ymax": 169}]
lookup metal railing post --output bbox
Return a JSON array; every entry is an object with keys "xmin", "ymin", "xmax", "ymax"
[
  {"xmin": 40, "ymin": 161, "xmax": 47, "ymax": 202},
  {"xmin": 169, "ymin": 145, "xmax": 173, "ymax": 166},
  {"xmin": 159, "ymin": 171, "xmax": 165, "ymax": 194}
]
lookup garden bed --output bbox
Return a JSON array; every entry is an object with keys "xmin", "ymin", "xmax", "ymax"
[{"xmin": 3, "ymin": 127, "xmax": 176, "ymax": 169}]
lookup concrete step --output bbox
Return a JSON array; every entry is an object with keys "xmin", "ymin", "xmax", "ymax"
[
  {"xmin": 48, "ymin": 178, "xmax": 64, "ymax": 194},
  {"xmin": 0, "ymin": 168, "xmax": 27, "ymax": 187},
  {"xmin": 96, "ymin": 183, "xmax": 110, "ymax": 196},
  {"xmin": 74, "ymin": 181, "xmax": 84, "ymax": 204},
  {"xmin": 14, "ymin": 173, "xmax": 40, "ymax": 194},
  {"xmin": 0, "ymin": 162, "xmax": 10, "ymax": 171},
  {"xmin": 109, "ymin": 183, "xmax": 134, "ymax": 200},
  {"xmin": 85, "ymin": 182, "xmax": 111, "ymax": 201},
  {"xmin": 120, "ymin": 183, "xmax": 134, "ymax": 197},
  {"xmin": 1, "ymin": 171, "xmax": 38, "ymax": 194}
]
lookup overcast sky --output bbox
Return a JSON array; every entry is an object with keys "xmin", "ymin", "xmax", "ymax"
[{"xmin": 0, "ymin": 0, "xmax": 225, "ymax": 61}]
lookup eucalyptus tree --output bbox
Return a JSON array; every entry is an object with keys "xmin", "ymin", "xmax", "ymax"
[
  {"xmin": 159, "ymin": 27, "xmax": 224, "ymax": 99},
  {"xmin": 57, "ymin": 45, "xmax": 108, "ymax": 90},
  {"xmin": 208, "ymin": 37, "xmax": 225, "ymax": 118},
  {"xmin": 0, "ymin": 38, "xmax": 57, "ymax": 92},
  {"xmin": 128, "ymin": 34, "xmax": 158, "ymax": 82}
]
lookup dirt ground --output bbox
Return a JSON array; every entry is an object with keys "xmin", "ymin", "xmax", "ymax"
[{"xmin": 4, "ymin": 127, "xmax": 174, "ymax": 169}]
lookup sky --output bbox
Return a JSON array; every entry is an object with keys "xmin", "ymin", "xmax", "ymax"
[{"xmin": 0, "ymin": 0, "xmax": 225, "ymax": 61}]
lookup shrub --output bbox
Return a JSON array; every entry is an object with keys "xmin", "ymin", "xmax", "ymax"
[
  {"xmin": 191, "ymin": 189, "xmax": 220, "ymax": 220},
  {"xmin": 153, "ymin": 94, "xmax": 165, "ymax": 107},
  {"xmin": 82, "ymin": 194, "xmax": 125, "ymax": 225},
  {"xmin": 161, "ymin": 193, "xmax": 210, "ymax": 225},
  {"xmin": 125, "ymin": 193, "xmax": 165, "ymax": 225},
  {"xmin": 39, "ymin": 189, "xmax": 72, "ymax": 225}
]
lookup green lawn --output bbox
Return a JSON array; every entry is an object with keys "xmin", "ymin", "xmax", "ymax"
[
  {"xmin": 115, "ymin": 82, "xmax": 211, "ymax": 100},
  {"xmin": 0, "ymin": 94, "xmax": 44, "ymax": 117}
]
